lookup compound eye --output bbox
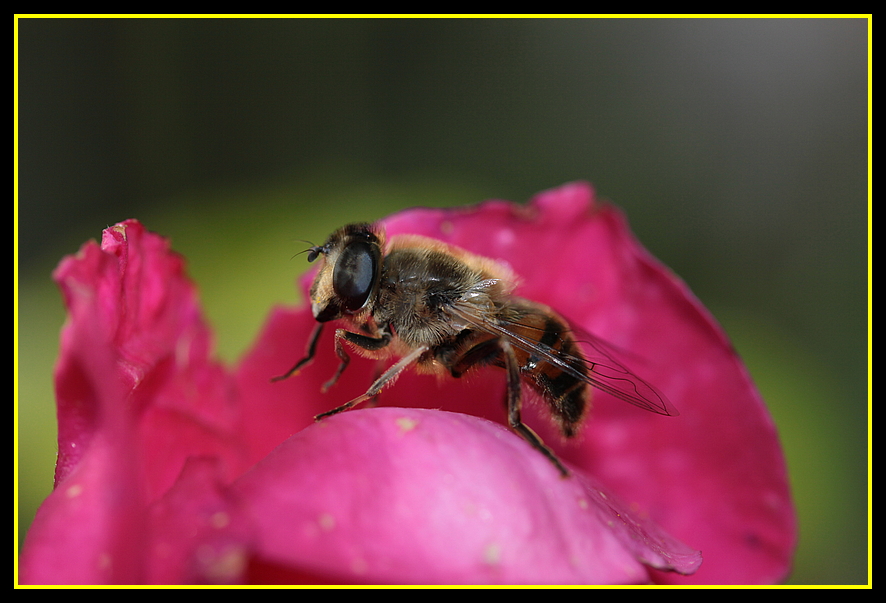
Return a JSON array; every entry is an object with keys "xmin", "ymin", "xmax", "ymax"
[{"xmin": 332, "ymin": 239, "xmax": 379, "ymax": 313}]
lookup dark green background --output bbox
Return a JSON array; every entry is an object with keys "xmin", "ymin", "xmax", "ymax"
[{"xmin": 16, "ymin": 17, "xmax": 869, "ymax": 585}]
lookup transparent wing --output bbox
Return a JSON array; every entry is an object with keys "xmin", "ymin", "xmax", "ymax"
[
  {"xmin": 566, "ymin": 325, "xmax": 677, "ymax": 416},
  {"xmin": 448, "ymin": 303, "xmax": 678, "ymax": 417}
]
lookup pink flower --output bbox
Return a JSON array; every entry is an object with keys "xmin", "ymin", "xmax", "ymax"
[{"xmin": 19, "ymin": 182, "xmax": 795, "ymax": 585}]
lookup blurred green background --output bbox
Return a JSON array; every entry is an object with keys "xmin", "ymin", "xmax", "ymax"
[{"xmin": 16, "ymin": 17, "xmax": 869, "ymax": 585}]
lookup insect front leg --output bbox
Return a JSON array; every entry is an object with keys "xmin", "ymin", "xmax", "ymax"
[
  {"xmin": 501, "ymin": 339, "xmax": 570, "ymax": 477},
  {"xmin": 271, "ymin": 322, "xmax": 325, "ymax": 382}
]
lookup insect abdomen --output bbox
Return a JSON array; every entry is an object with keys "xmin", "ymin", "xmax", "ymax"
[{"xmin": 507, "ymin": 302, "xmax": 590, "ymax": 438}]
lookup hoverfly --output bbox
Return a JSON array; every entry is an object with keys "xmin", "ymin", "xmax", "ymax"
[{"xmin": 273, "ymin": 223, "xmax": 676, "ymax": 476}]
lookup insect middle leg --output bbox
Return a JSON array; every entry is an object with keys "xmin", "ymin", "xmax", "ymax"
[
  {"xmin": 315, "ymin": 345, "xmax": 428, "ymax": 421},
  {"xmin": 317, "ymin": 328, "xmax": 394, "ymax": 392}
]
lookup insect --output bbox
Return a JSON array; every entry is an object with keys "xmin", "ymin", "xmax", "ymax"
[{"xmin": 273, "ymin": 222, "xmax": 677, "ymax": 476}]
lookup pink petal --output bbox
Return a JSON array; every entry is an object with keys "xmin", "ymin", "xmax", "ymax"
[
  {"xmin": 20, "ymin": 221, "xmax": 246, "ymax": 584},
  {"xmin": 232, "ymin": 407, "xmax": 697, "ymax": 585}
]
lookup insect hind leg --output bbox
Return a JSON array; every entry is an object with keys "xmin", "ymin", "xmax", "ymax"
[
  {"xmin": 323, "ymin": 327, "xmax": 393, "ymax": 392},
  {"xmin": 501, "ymin": 340, "xmax": 570, "ymax": 477}
]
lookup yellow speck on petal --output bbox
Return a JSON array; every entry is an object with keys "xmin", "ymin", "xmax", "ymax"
[
  {"xmin": 318, "ymin": 513, "xmax": 336, "ymax": 532},
  {"xmin": 483, "ymin": 543, "xmax": 502, "ymax": 566},
  {"xmin": 197, "ymin": 544, "xmax": 248, "ymax": 582},
  {"xmin": 175, "ymin": 334, "xmax": 193, "ymax": 370},
  {"xmin": 350, "ymin": 557, "xmax": 369, "ymax": 575},
  {"xmin": 210, "ymin": 511, "xmax": 230, "ymax": 529},
  {"xmin": 395, "ymin": 416, "xmax": 419, "ymax": 433},
  {"xmin": 97, "ymin": 552, "xmax": 112, "ymax": 571},
  {"xmin": 66, "ymin": 484, "xmax": 83, "ymax": 498}
]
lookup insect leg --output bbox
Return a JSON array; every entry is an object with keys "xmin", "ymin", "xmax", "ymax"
[
  {"xmin": 321, "ymin": 329, "xmax": 352, "ymax": 392},
  {"xmin": 271, "ymin": 322, "xmax": 325, "ymax": 382},
  {"xmin": 364, "ymin": 359, "xmax": 387, "ymax": 408},
  {"xmin": 501, "ymin": 339, "xmax": 570, "ymax": 477},
  {"xmin": 315, "ymin": 345, "xmax": 429, "ymax": 421},
  {"xmin": 321, "ymin": 328, "xmax": 393, "ymax": 392}
]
